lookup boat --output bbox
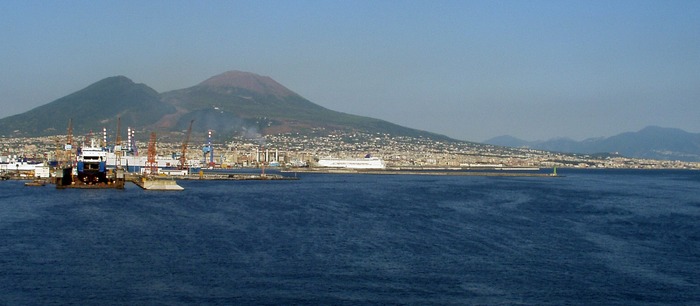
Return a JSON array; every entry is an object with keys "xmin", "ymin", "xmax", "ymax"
[
  {"xmin": 317, "ymin": 154, "xmax": 386, "ymax": 169},
  {"xmin": 0, "ymin": 156, "xmax": 51, "ymax": 178},
  {"xmin": 56, "ymin": 140, "xmax": 125, "ymax": 189},
  {"xmin": 76, "ymin": 144, "xmax": 110, "ymax": 184}
]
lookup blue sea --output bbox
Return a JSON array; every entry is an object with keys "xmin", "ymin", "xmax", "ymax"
[{"xmin": 1, "ymin": 169, "xmax": 699, "ymax": 305}]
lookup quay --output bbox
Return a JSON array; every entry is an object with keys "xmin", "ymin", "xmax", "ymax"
[
  {"xmin": 283, "ymin": 168, "xmax": 559, "ymax": 177},
  {"xmin": 125, "ymin": 171, "xmax": 298, "ymax": 190},
  {"xmin": 4, "ymin": 170, "xmax": 299, "ymax": 191},
  {"xmin": 127, "ymin": 172, "xmax": 297, "ymax": 191},
  {"xmin": 177, "ymin": 172, "xmax": 299, "ymax": 181}
]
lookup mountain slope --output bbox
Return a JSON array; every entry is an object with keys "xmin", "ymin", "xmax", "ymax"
[
  {"xmin": 0, "ymin": 76, "xmax": 175, "ymax": 136},
  {"xmin": 484, "ymin": 126, "xmax": 700, "ymax": 162},
  {"xmin": 0, "ymin": 71, "xmax": 451, "ymax": 141},
  {"xmin": 158, "ymin": 71, "xmax": 451, "ymax": 139}
]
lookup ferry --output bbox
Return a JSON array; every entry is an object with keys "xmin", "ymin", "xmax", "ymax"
[
  {"xmin": 76, "ymin": 142, "xmax": 109, "ymax": 184},
  {"xmin": 317, "ymin": 154, "xmax": 386, "ymax": 169},
  {"xmin": 56, "ymin": 140, "xmax": 125, "ymax": 189},
  {"xmin": 0, "ymin": 156, "xmax": 50, "ymax": 178}
]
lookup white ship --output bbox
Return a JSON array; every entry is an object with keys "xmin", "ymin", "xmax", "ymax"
[
  {"xmin": 317, "ymin": 154, "xmax": 386, "ymax": 169},
  {"xmin": 0, "ymin": 156, "xmax": 50, "ymax": 178}
]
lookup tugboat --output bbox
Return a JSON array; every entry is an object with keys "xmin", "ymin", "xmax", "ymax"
[{"xmin": 56, "ymin": 139, "xmax": 125, "ymax": 189}]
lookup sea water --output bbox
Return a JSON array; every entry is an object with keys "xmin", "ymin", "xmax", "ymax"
[{"xmin": 1, "ymin": 169, "xmax": 699, "ymax": 305}]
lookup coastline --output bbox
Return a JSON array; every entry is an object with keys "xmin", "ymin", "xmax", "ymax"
[{"xmin": 282, "ymin": 167, "xmax": 559, "ymax": 177}]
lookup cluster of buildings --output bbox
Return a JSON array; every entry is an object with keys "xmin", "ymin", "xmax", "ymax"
[
  {"xmin": 1, "ymin": 128, "xmax": 698, "ymax": 179},
  {"xmin": 262, "ymin": 130, "xmax": 699, "ymax": 170}
]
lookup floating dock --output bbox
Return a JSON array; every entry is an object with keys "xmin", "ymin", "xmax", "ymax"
[{"xmin": 55, "ymin": 168, "xmax": 126, "ymax": 189}]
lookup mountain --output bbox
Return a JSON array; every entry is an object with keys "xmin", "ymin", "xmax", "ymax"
[
  {"xmin": 158, "ymin": 71, "xmax": 450, "ymax": 138},
  {"xmin": 0, "ymin": 76, "xmax": 175, "ymax": 136},
  {"xmin": 484, "ymin": 126, "xmax": 700, "ymax": 162},
  {"xmin": 0, "ymin": 71, "xmax": 450, "ymax": 141}
]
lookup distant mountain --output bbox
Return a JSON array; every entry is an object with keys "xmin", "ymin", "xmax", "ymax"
[
  {"xmin": 484, "ymin": 126, "xmax": 700, "ymax": 162},
  {"xmin": 0, "ymin": 71, "xmax": 450, "ymax": 141},
  {"xmin": 482, "ymin": 135, "xmax": 532, "ymax": 148}
]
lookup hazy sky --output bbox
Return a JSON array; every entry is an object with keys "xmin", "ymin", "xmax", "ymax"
[{"xmin": 1, "ymin": 0, "xmax": 698, "ymax": 142}]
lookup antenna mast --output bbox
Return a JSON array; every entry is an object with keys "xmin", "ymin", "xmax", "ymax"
[
  {"xmin": 65, "ymin": 118, "xmax": 73, "ymax": 167},
  {"xmin": 115, "ymin": 117, "xmax": 122, "ymax": 168}
]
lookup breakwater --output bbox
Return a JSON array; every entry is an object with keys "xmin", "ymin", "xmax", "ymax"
[{"xmin": 283, "ymin": 167, "xmax": 558, "ymax": 177}]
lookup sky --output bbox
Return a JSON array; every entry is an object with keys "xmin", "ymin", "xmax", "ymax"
[{"xmin": 1, "ymin": 0, "xmax": 699, "ymax": 142}]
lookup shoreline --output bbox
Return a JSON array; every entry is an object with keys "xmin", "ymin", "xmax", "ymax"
[{"xmin": 282, "ymin": 167, "xmax": 558, "ymax": 177}]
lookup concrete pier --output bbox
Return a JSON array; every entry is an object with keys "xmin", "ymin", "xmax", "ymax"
[
  {"xmin": 284, "ymin": 168, "xmax": 559, "ymax": 177},
  {"xmin": 130, "ymin": 176, "xmax": 184, "ymax": 191}
]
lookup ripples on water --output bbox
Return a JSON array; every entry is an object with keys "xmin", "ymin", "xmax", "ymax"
[{"xmin": 1, "ymin": 169, "xmax": 699, "ymax": 304}]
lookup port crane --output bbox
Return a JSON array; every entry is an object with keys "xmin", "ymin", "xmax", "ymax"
[
  {"xmin": 202, "ymin": 130, "xmax": 214, "ymax": 167},
  {"xmin": 179, "ymin": 120, "xmax": 194, "ymax": 170}
]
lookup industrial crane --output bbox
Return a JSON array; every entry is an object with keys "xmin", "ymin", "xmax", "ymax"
[
  {"xmin": 202, "ymin": 130, "xmax": 214, "ymax": 167},
  {"xmin": 179, "ymin": 120, "xmax": 194, "ymax": 170}
]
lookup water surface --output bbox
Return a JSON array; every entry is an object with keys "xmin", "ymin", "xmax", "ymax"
[{"xmin": 1, "ymin": 169, "xmax": 699, "ymax": 304}]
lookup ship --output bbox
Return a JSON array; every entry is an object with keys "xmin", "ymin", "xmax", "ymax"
[
  {"xmin": 317, "ymin": 154, "xmax": 386, "ymax": 169},
  {"xmin": 0, "ymin": 155, "xmax": 51, "ymax": 178},
  {"xmin": 56, "ymin": 139, "xmax": 125, "ymax": 189}
]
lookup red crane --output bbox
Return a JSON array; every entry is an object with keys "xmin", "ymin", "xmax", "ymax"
[{"xmin": 146, "ymin": 132, "xmax": 157, "ymax": 175}]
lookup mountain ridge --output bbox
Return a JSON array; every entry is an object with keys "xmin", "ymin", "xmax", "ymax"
[{"xmin": 484, "ymin": 126, "xmax": 700, "ymax": 162}]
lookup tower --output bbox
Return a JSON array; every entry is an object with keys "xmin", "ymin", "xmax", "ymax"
[{"xmin": 202, "ymin": 130, "xmax": 214, "ymax": 167}]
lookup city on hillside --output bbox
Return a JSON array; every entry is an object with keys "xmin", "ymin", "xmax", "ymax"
[{"xmin": 1, "ymin": 128, "xmax": 698, "ymax": 180}]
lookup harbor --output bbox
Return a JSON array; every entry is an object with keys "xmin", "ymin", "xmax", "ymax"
[
  {"xmin": 0, "ymin": 117, "xmax": 584, "ymax": 191},
  {"xmin": 0, "ymin": 118, "xmax": 306, "ymax": 190}
]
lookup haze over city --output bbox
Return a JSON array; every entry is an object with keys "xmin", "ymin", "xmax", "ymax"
[{"xmin": 1, "ymin": 0, "xmax": 698, "ymax": 142}]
